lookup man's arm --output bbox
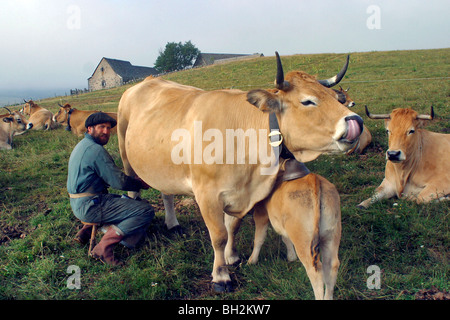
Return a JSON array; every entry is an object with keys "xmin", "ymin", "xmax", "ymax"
[{"xmin": 94, "ymin": 148, "xmax": 144, "ymax": 191}]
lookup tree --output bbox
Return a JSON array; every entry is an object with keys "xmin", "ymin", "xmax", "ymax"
[{"xmin": 155, "ymin": 41, "xmax": 200, "ymax": 73}]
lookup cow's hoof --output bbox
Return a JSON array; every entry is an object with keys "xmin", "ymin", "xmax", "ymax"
[
  {"xmin": 356, "ymin": 204, "xmax": 366, "ymax": 210},
  {"xmin": 212, "ymin": 281, "xmax": 233, "ymax": 293},
  {"xmin": 168, "ymin": 225, "xmax": 187, "ymax": 237}
]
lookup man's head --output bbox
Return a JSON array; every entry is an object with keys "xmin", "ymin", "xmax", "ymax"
[{"xmin": 85, "ymin": 112, "xmax": 117, "ymax": 145}]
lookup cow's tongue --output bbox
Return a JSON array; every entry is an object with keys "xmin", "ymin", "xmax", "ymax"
[{"xmin": 345, "ymin": 119, "xmax": 361, "ymax": 141}]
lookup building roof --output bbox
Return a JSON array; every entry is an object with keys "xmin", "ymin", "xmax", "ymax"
[{"xmin": 89, "ymin": 57, "xmax": 158, "ymax": 81}]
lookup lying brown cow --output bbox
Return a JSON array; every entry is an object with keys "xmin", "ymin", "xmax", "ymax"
[
  {"xmin": 358, "ymin": 106, "xmax": 449, "ymax": 208},
  {"xmin": 247, "ymin": 166, "xmax": 341, "ymax": 300},
  {"xmin": 331, "ymin": 87, "xmax": 372, "ymax": 154},
  {"xmin": 53, "ymin": 103, "xmax": 117, "ymax": 136},
  {"xmin": 333, "ymin": 86, "xmax": 355, "ymax": 108},
  {"xmin": 1, "ymin": 107, "xmax": 32, "ymax": 150},
  {"xmin": 20, "ymin": 100, "xmax": 57, "ymax": 130}
]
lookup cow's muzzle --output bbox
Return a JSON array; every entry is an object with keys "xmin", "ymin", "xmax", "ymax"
[
  {"xmin": 341, "ymin": 115, "xmax": 363, "ymax": 143},
  {"xmin": 386, "ymin": 150, "xmax": 405, "ymax": 162},
  {"xmin": 27, "ymin": 123, "xmax": 33, "ymax": 130}
]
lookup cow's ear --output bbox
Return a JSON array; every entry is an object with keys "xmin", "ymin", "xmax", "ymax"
[
  {"xmin": 247, "ymin": 89, "xmax": 282, "ymax": 113},
  {"xmin": 3, "ymin": 117, "xmax": 13, "ymax": 123}
]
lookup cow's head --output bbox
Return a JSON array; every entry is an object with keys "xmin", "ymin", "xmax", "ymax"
[
  {"xmin": 247, "ymin": 52, "xmax": 363, "ymax": 162},
  {"xmin": 2, "ymin": 107, "xmax": 32, "ymax": 134},
  {"xmin": 365, "ymin": 106, "xmax": 434, "ymax": 162},
  {"xmin": 53, "ymin": 103, "xmax": 72, "ymax": 125},
  {"xmin": 19, "ymin": 99, "xmax": 37, "ymax": 116},
  {"xmin": 333, "ymin": 86, "xmax": 355, "ymax": 108}
]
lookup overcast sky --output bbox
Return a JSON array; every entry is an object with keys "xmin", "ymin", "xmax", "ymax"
[{"xmin": 0, "ymin": 0, "xmax": 449, "ymax": 94}]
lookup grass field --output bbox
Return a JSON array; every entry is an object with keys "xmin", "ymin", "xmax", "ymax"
[{"xmin": 0, "ymin": 48, "xmax": 449, "ymax": 301}]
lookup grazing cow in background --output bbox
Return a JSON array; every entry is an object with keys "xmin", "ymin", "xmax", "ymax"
[
  {"xmin": 247, "ymin": 162, "xmax": 341, "ymax": 300},
  {"xmin": 330, "ymin": 87, "xmax": 372, "ymax": 154},
  {"xmin": 53, "ymin": 103, "xmax": 117, "ymax": 136},
  {"xmin": 333, "ymin": 86, "xmax": 355, "ymax": 108},
  {"xmin": 118, "ymin": 52, "xmax": 363, "ymax": 291},
  {"xmin": 1, "ymin": 107, "xmax": 32, "ymax": 150},
  {"xmin": 20, "ymin": 100, "xmax": 56, "ymax": 131},
  {"xmin": 358, "ymin": 106, "xmax": 449, "ymax": 208}
]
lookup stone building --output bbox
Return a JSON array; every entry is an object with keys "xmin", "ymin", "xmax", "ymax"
[{"xmin": 88, "ymin": 57, "xmax": 158, "ymax": 91}]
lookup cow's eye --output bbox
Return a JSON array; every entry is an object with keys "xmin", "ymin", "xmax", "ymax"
[
  {"xmin": 408, "ymin": 129, "xmax": 415, "ymax": 135},
  {"xmin": 301, "ymin": 99, "xmax": 316, "ymax": 106},
  {"xmin": 386, "ymin": 129, "xmax": 390, "ymax": 134}
]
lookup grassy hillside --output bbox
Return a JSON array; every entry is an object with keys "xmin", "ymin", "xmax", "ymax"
[{"xmin": 0, "ymin": 48, "xmax": 449, "ymax": 300}]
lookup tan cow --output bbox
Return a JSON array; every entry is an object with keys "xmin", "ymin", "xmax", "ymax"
[
  {"xmin": 330, "ymin": 87, "xmax": 372, "ymax": 154},
  {"xmin": 53, "ymin": 103, "xmax": 117, "ymax": 136},
  {"xmin": 358, "ymin": 106, "xmax": 449, "ymax": 208},
  {"xmin": 247, "ymin": 164, "xmax": 341, "ymax": 300},
  {"xmin": 333, "ymin": 86, "xmax": 355, "ymax": 108},
  {"xmin": 118, "ymin": 52, "xmax": 363, "ymax": 291},
  {"xmin": 20, "ymin": 100, "xmax": 57, "ymax": 130},
  {"xmin": 1, "ymin": 107, "xmax": 32, "ymax": 150}
]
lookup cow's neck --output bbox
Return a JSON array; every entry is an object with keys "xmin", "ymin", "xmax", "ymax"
[
  {"xmin": 66, "ymin": 108, "xmax": 75, "ymax": 131},
  {"xmin": 392, "ymin": 133, "xmax": 424, "ymax": 195}
]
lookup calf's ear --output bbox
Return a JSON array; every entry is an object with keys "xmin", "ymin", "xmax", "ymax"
[{"xmin": 247, "ymin": 89, "xmax": 282, "ymax": 113}]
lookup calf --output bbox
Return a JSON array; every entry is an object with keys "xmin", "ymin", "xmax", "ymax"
[
  {"xmin": 1, "ymin": 107, "xmax": 32, "ymax": 150},
  {"xmin": 53, "ymin": 103, "xmax": 117, "ymax": 136},
  {"xmin": 247, "ymin": 165, "xmax": 341, "ymax": 300},
  {"xmin": 358, "ymin": 106, "xmax": 449, "ymax": 208},
  {"xmin": 20, "ymin": 100, "xmax": 56, "ymax": 130}
]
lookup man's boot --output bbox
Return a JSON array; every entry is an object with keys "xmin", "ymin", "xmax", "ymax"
[
  {"xmin": 74, "ymin": 224, "xmax": 92, "ymax": 245},
  {"xmin": 91, "ymin": 227, "xmax": 124, "ymax": 266}
]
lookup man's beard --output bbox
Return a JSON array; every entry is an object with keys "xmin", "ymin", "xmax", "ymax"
[{"xmin": 92, "ymin": 133, "xmax": 109, "ymax": 145}]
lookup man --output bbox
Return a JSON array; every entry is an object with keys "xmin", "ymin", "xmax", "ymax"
[{"xmin": 67, "ymin": 112, "xmax": 154, "ymax": 266}]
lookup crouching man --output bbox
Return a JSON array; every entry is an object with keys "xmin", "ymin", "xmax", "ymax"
[{"xmin": 67, "ymin": 112, "xmax": 154, "ymax": 266}]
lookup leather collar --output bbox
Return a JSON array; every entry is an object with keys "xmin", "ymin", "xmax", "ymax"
[
  {"xmin": 66, "ymin": 108, "xmax": 74, "ymax": 131},
  {"xmin": 269, "ymin": 113, "xmax": 310, "ymax": 181}
]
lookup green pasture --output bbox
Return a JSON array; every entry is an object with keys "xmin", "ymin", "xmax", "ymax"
[{"xmin": 0, "ymin": 48, "xmax": 448, "ymax": 300}]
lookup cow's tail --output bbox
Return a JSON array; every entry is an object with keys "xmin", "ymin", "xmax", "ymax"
[{"xmin": 310, "ymin": 174, "xmax": 321, "ymax": 272}]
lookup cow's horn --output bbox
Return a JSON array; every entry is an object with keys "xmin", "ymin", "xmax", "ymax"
[
  {"xmin": 58, "ymin": 103, "xmax": 64, "ymax": 107},
  {"xmin": 318, "ymin": 55, "xmax": 350, "ymax": 88},
  {"xmin": 3, "ymin": 106, "xmax": 12, "ymax": 114},
  {"xmin": 416, "ymin": 106, "xmax": 434, "ymax": 120},
  {"xmin": 275, "ymin": 52, "xmax": 290, "ymax": 90},
  {"xmin": 23, "ymin": 99, "xmax": 28, "ymax": 103},
  {"xmin": 365, "ymin": 105, "xmax": 390, "ymax": 119}
]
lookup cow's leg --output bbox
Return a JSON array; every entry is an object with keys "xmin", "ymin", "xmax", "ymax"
[
  {"xmin": 281, "ymin": 235, "xmax": 297, "ymax": 262},
  {"xmin": 415, "ymin": 185, "xmax": 449, "ymax": 204},
  {"xmin": 195, "ymin": 193, "xmax": 231, "ymax": 292},
  {"xmin": 118, "ymin": 119, "xmax": 140, "ymax": 200},
  {"xmin": 162, "ymin": 193, "xmax": 182, "ymax": 232},
  {"xmin": 357, "ymin": 179, "xmax": 396, "ymax": 209},
  {"xmin": 320, "ymin": 233, "xmax": 340, "ymax": 300},
  {"xmin": 224, "ymin": 214, "xmax": 241, "ymax": 265},
  {"xmin": 248, "ymin": 203, "xmax": 269, "ymax": 265},
  {"xmin": 287, "ymin": 225, "xmax": 325, "ymax": 300},
  {"xmin": 319, "ymin": 195, "xmax": 341, "ymax": 300}
]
